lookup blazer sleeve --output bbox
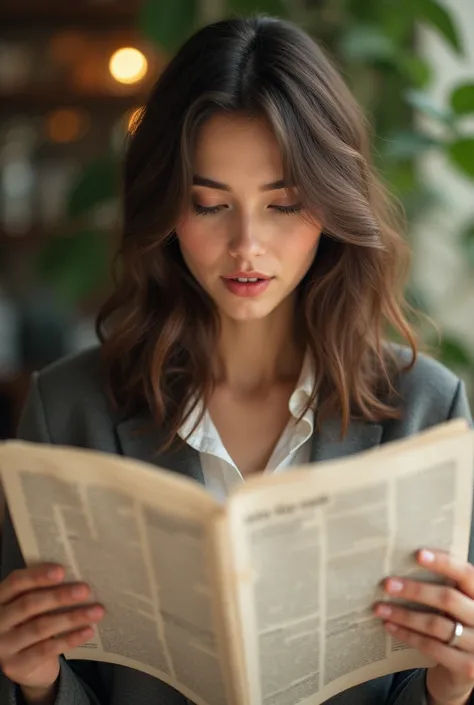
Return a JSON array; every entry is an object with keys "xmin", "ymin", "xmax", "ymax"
[
  {"xmin": 448, "ymin": 379, "xmax": 473, "ymax": 426},
  {"xmin": 448, "ymin": 380, "xmax": 474, "ymax": 566},
  {"xmin": 0, "ymin": 375, "xmax": 105, "ymax": 705},
  {"xmin": 385, "ymin": 378, "xmax": 474, "ymax": 705}
]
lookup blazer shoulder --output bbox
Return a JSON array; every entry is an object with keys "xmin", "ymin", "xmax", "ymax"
[
  {"xmin": 387, "ymin": 344, "xmax": 469, "ymax": 431},
  {"xmin": 395, "ymin": 345, "xmax": 459, "ymax": 394},
  {"xmin": 37, "ymin": 344, "xmax": 103, "ymax": 390},
  {"xmin": 29, "ymin": 345, "xmax": 117, "ymax": 446}
]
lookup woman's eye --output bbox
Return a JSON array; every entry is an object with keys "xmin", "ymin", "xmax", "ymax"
[
  {"xmin": 270, "ymin": 203, "xmax": 303, "ymax": 215},
  {"xmin": 192, "ymin": 202, "xmax": 226, "ymax": 216}
]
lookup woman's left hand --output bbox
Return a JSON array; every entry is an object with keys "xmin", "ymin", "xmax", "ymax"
[{"xmin": 374, "ymin": 549, "xmax": 474, "ymax": 705}]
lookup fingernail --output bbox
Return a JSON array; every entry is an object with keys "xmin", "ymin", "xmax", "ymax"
[
  {"xmin": 386, "ymin": 579, "xmax": 404, "ymax": 593},
  {"xmin": 71, "ymin": 585, "xmax": 88, "ymax": 599},
  {"xmin": 86, "ymin": 606, "xmax": 104, "ymax": 620},
  {"xmin": 376, "ymin": 604, "xmax": 392, "ymax": 618},
  {"xmin": 419, "ymin": 550, "xmax": 435, "ymax": 564},
  {"xmin": 80, "ymin": 627, "xmax": 94, "ymax": 638},
  {"xmin": 47, "ymin": 567, "xmax": 64, "ymax": 581},
  {"xmin": 386, "ymin": 623, "xmax": 398, "ymax": 633}
]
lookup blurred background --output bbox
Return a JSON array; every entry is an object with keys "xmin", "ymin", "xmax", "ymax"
[{"xmin": 0, "ymin": 0, "xmax": 473, "ymax": 439}]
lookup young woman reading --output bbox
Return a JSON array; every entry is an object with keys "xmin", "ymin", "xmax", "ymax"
[{"xmin": 1, "ymin": 15, "xmax": 473, "ymax": 705}]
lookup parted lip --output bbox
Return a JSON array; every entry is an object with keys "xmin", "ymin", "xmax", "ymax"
[{"xmin": 222, "ymin": 271, "xmax": 272, "ymax": 280}]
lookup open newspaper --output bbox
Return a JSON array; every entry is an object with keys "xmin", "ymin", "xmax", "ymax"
[{"xmin": 0, "ymin": 418, "xmax": 473, "ymax": 705}]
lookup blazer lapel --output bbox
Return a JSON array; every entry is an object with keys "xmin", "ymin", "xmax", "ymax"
[
  {"xmin": 115, "ymin": 412, "xmax": 204, "ymax": 485},
  {"xmin": 310, "ymin": 415, "xmax": 383, "ymax": 462},
  {"xmin": 116, "ymin": 410, "xmax": 382, "ymax": 483}
]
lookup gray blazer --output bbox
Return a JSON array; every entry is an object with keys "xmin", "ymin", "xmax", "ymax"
[{"xmin": 1, "ymin": 345, "xmax": 473, "ymax": 705}]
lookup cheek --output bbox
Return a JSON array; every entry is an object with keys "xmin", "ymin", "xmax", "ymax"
[
  {"xmin": 283, "ymin": 225, "xmax": 322, "ymax": 268},
  {"xmin": 176, "ymin": 219, "xmax": 215, "ymax": 274}
]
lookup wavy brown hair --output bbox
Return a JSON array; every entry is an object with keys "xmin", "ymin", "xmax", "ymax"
[{"xmin": 97, "ymin": 15, "xmax": 417, "ymax": 449}]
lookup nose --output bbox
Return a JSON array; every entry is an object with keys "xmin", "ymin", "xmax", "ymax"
[{"xmin": 228, "ymin": 214, "xmax": 266, "ymax": 259}]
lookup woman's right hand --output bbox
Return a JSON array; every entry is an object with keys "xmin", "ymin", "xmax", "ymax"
[{"xmin": 0, "ymin": 563, "xmax": 104, "ymax": 691}]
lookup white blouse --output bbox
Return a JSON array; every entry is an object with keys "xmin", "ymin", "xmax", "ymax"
[{"xmin": 178, "ymin": 357, "xmax": 315, "ymax": 502}]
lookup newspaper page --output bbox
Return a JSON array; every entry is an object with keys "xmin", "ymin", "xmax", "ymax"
[
  {"xmin": 227, "ymin": 423, "xmax": 474, "ymax": 705},
  {"xmin": 0, "ymin": 441, "xmax": 235, "ymax": 705}
]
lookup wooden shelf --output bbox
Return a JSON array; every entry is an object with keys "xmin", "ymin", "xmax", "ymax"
[
  {"xmin": 0, "ymin": 2, "xmax": 141, "ymax": 28},
  {"xmin": 0, "ymin": 227, "xmax": 119, "ymax": 246},
  {"xmin": 0, "ymin": 226, "xmax": 52, "ymax": 245},
  {"xmin": 0, "ymin": 89, "xmax": 146, "ymax": 114},
  {"xmin": 0, "ymin": 230, "xmax": 57, "ymax": 246}
]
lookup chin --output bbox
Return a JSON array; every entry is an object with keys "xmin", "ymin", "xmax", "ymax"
[{"xmin": 219, "ymin": 300, "xmax": 278, "ymax": 321}]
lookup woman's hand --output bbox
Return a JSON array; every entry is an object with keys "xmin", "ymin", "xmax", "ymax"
[
  {"xmin": 0, "ymin": 563, "xmax": 104, "ymax": 692},
  {"xmin": 374, "ymin": 549, "xmax": 474, "ymax": 705}
]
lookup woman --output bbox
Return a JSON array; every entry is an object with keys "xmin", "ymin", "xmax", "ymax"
[{"xmin": 0, "ymin": 14, "xmax": 473, "ymax": 705}]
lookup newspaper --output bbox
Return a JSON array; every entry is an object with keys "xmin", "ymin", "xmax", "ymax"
[
  {"xmin": 0, "ymin": 447, "xmax": 233, "ymax": 705},
  {"xmin": 0, "ymin": 418, "xmax": 473, "ymax": 705}
]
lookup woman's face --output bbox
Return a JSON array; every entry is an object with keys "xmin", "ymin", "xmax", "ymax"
[{"xmin": 176, "ymin": 113, "xmax": 322, "ymax": 322}]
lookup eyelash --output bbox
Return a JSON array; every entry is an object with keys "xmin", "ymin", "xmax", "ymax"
[
  {"xmin": 192, "ymin": 203, "xmax": 223, "ymax": 216},
  {"xmin": 191, "ymin": 203, "xmax": 303, "ymax": 217}
]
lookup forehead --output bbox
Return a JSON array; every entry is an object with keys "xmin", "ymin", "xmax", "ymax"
[{"xmin": 193, "ymin": 112, "xmax": 284, "ymax": 178}]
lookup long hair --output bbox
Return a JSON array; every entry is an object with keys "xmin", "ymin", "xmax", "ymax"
[{"xmin": 97, "ymin": 15, "xmax": 417, "ymax": 449}]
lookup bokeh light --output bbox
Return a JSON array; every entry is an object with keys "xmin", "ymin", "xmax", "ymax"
[
  {"xmin": 0, "ymin": 42, "xmax": 31, "ymax": 89},
  {"xmin": 109, "ymin": 47, "xmax": 148, "ymax": 85},
  {"xmin": 45, "ymin": 109, "xmax": 89, "ymax": 143}
]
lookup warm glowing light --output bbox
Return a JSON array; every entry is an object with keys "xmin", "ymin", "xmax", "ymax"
[
  {"xmin": 45, "ymin": 109, "xmax": 89, "ymax": 143},
  {"xmin": 128, "ymin": 107, "xmax": 145, "ymax": 133},
  {"xmin": 109, "ymin": 47, "xmax": 148, "ymax": 85}
]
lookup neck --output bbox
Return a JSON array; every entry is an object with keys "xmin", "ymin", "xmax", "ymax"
[{"xmin": 214, "ymin": 297, "xmax": 304, "ymax": 395}]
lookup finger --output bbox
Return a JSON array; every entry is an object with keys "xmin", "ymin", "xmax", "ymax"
[
  {"xmin": 383, "ymin": 622, "xmax": 474, "ymax": 681},
  {"xmin": 0, "ymin": 582, "xmax": 92, "ymax": 633},
  {"xmin": 1, "ymin": 625, "xmax": 95, "ymax": 681},
  {"xmin": 1, "ymin": 604, "xmax": 104, "ymax": 658},
  {"xmin": 417, "ymin": 550, "xmax": 474, "ymax": 599},
  {"xmin": 384, "ymin": 577, "xmax": 474, "ymax": 627},
  {"xmin": 375, "ymin": 603, "xmax": 474, "ymax": 652},
  {"xmin": 0, "ymin": 565, "xmax": 65, "ymax": 605}
]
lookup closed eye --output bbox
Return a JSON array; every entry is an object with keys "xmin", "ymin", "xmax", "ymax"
[
  {"xmin": 269, "ymin": 204, "xmax": 303, "ymax": 215},
  {"xmin": 192, "ymin": 202, "xmax": 227, "ymax": 216},
  {"xmin": 192, "ymin": 202, "xmax": 303, "ymax": 216}
]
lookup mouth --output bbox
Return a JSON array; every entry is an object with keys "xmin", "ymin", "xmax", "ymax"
[
  {"xmin": 221, "ymin": 274, "xmax": 274, "ymax": 298},
  {"xmin": 226, "ymin": 276, "xmax": 270, "ymax": 283},
  {"xmin": 222, "ymin": 272, "xmax": 273, "ymax": 282}
]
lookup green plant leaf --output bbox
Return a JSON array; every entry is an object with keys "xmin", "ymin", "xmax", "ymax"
[
  {"xmin": 38, "ymin": 230, "xmax": 110, "ymax": 305},
  {"xmin": 339, "ymin": 25, "xmax": 397, "ymax": 62},
  {"xmin": 437, "ymin": 336, "xmax": 474, "ymax": 368},
  {"xmin": 448, "ymin": 138, "xmax": 474, "ymax": 179},
  {"xmin": 138, "ymin": 0, "xmax": 197, "ymax": 53},
  {"xmin": 404, "ymin": 89, "xmax": 454, "ymax": 125},
  {"xmin": 67, "ymin": 157, "xmax": 120, "ymax": 219},
  {"xmin": 450, "ymin": 83, "xmax": 474, "ymax": 116},
  {"xmin": 412, "ymin": 0, "xmax": 463, "ymax": 55},
  {"xmin": 379, "ymin": 6, "xmax": 414, "ymax": 43},
  {"xmin": 461, "ymin": 222, "xmax": 474, "ymax": 266},
  {"xmin": 228, "ymin": 0, "xmax": 287, "ymax": 15},
  {"xmin": 383, "ymin": 130, "xmax": 440, "ymax": 159},
  {"xmin": 397, "ymin": 55, "xmax": 432, "ymax": 87}
]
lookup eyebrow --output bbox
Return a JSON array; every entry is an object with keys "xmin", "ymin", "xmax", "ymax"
[{"xmin": 192, "ymin": 175, "xmax": 288, "ymax": 192}]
